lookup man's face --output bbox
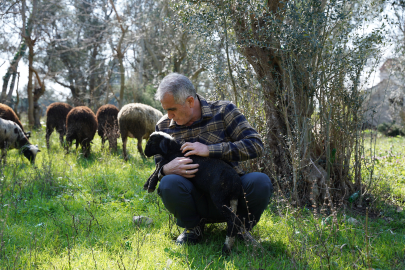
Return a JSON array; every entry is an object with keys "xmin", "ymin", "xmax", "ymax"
[{"xmin": 161, "ymin": 93, "xmax": 193, "ymax": 126}]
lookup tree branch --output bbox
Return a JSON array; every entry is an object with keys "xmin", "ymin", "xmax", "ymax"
[
  {"xmin": 109, "ymin": 0, "xmax": 126, "ymax": 33},
  {"xmin": 144, "ymin": 38, "xmax": 162, "ymax": 72},
  {"xmin": 190, "ymin": 67, "xmax": 206, "ymax": 81},
  {"xmin": 0, "ymin": 1, "xmax": 18, "ymax": 17},
  {"xmin": 30, "ymin": 67, "xmax": 43, "ymax": 89},
  {"xmin": 53, "ymin": 78, "xmax": 71, "ymax": 89}
]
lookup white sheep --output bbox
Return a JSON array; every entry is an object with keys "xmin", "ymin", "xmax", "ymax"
[
  {"xmin": 118, "ymin": 103, "xmax": 163, "ymax": 160},
  {"xmin": 0, "ymin": 118, "xmax": 40, "ymax": 164}
]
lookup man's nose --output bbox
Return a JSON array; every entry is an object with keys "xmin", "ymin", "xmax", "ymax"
[{"xmin": 167, "ymin": 112, "xmax": 174, "ymax": 119}]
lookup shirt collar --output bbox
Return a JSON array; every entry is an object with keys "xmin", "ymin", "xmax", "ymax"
[{"xmin": 169, "ymin": 94, "xmax": 213, "ymax": 128}]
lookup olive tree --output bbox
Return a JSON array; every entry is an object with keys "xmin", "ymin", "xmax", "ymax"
[{"xmin": 177, "ymin": 0, "xmax": 384, "ymax": 206}]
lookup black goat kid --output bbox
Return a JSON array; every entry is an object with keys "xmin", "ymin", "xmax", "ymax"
[{"xmin": 144, "ymin": 131, "xmax": 253, "ymax": 253}]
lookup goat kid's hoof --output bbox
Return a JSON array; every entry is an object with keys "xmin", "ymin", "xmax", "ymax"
[{"xmin": 222, "ymin": 236, "xmax": 235, "ymax": 255}]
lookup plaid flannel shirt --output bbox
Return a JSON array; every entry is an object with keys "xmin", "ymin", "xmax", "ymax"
[{"xmin": 155, "ymin": 94, "xmax": 264, "ymax": 175}]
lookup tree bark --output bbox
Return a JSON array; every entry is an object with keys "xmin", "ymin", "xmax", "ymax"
[
  {"xmin": 1, "ymin": 0, "xmax": 31, "ymax": 104},
  {"xmin": 223, "ymin": 16, "xmax": 238, "ymax": 106},
  {"xmin": 32, "ymin": 68, "xmax": 45, "ymax": 129},
  {"xmin": 27, "ymin": 38, "xmax": 34, "ymax": 127},
  {"xmin": 109, "ymin": 0, "xmax": 129, "ymax": 109},
  {"xmin": 5, "ymin": 71, "xmax": 18, "ymax": 105},
  {"xmin": 226, "ymin": 0, "xmax": 358, "ymax": 205}
]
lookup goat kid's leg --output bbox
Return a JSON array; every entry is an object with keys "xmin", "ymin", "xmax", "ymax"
[
  {"xmin": 231, "ymin": 199, "xmax": 255, "ymax": 243},
  {"xmin": 222, "ymin": 199, "xmax": 239, "ymax": 254},
  {"xmin": 230, "ymin": 199, "xmax": 238, "ymax": 213},
  {"xmin": 212, "ymin": 197, "xmax": 241, "ymax": 254}
]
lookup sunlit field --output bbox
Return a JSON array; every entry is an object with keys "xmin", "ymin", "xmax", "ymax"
[{"xmin": 0, "ymin": 128, "xmax": 404, "ymax": 269}]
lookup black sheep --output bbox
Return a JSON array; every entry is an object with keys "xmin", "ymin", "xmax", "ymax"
[
  {"xmin": 143, "ymin": 131, "xmax": 253, "ymax": 254},
  {"xmin": 66, "ymin": 106, "xmax": 97, "ymax": 158},
  {"xmin": 0, "ymin": 103, "xmax": 31, "ymax": 138},
  {"xmin": 96, "ymin": 104, "xmax": 120, "ymax": 151},
  {"xmin": 45, "ymin": 102, "xmax": 73, "ymax": 149}
]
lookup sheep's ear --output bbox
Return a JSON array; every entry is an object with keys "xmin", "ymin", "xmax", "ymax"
[{"xmin": 159, "ymin": 139, "xmax": 169, "ymax": 154}]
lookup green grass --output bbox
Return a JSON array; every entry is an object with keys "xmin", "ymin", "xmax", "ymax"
[{"xmin": 0, "ymin": 128, "xmax": 404, "ymax": 269}]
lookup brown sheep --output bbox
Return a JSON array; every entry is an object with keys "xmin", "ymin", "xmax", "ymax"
[
  {"xmin": 65, "ymin": 106, "xmax": 97, "ymax": 158},
  {"xmin": 0, "ymin": 103, "xmax": 30, "ymax": 138},
  {"xmin": 96, "ymin": 104, "xmax": 120, "ymax": 151},
  {"xmin": 117, "ymin": 103, "xmax": 163, "ymax": 160},
  {"xmin": 46, "ymin": 102, "xmax": 73, "ymax": 149}
]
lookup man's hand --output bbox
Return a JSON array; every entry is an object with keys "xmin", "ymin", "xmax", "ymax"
[
  {"xmin": 162, "ymin": 157, "xmax": 199, "ymax": 178},
  {"xmin": 181, "ymin": 142, "xmax": 209, "ymax": 157}
]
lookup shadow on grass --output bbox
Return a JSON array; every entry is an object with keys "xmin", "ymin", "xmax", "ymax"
[{"xmin": 162, "ymin": 227, "xmax": 292, "ymax": 269}]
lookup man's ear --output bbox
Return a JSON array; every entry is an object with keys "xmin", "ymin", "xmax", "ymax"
[{"xmin": 186, "ymin": 96, "xmax": 194, "ymax": 108}]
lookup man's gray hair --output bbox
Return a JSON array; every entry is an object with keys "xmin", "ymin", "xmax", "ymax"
[{"xmin": 155, "ymin": 73, "xmax": 196, "ymax": 104}]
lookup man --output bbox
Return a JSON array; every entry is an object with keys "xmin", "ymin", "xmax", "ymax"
[{"xmin": 154, "ymin": 73, "xmax": 273, "ymax": 245}]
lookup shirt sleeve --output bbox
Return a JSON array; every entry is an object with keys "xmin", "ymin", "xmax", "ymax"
[{"xmin": 207, "ymin": 103, "xmax": 264, "ymax": 162}]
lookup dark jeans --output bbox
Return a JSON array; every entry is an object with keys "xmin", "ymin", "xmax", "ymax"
[{"xmin": 157, "ymin": 172, "xmax": 273, "ymax": 229}]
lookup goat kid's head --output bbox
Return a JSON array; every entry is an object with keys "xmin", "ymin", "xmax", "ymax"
[
  {"xmin": 145, "ymin": 132, "xmax": 178, "ymax": 157},
  {"xmin": 21, "ymin": 144, "xmax": 40, "ymax": 164}
]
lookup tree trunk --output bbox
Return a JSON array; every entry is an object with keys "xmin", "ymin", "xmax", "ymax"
[
  {"xmin": 5, "ymin": 71, "xmax": 18, "ymax": 106},
  {"xmin": 27, "ymin": 39, "xmax": 34, "ymax": 128},
  {"xmin": 225, "ymin": 1, "xmax": 362, "ymax": 206},
  {"xmin": 115, "ymin": 26, "xmax": 127, "ymax": 109},
  {"xmin": 118, "ymin": 52, "xmax": 125, "ymax": 109},
  {"xmin": 2, "ymin": 0, "xmax": 38, "ymax": 104},
  {"xmin": 32, "ymin": 68, "xmax": 45, "ymax": 129},
  {"xmin": 109, "ymin": 0, "xmax": 128, "ymax": 109},
  {"xmin": 1, "ymin": 50, "xmax": 24, "ymax": 104},
  {"xmin": 223, "ymin": 16, "xmax": 238, "ymax": 106},
  {"xmin": 33, "ymin": 87, "xmax": 44, "ymax": 129},
  {"xmin": 14, "ymin": 88, "xmax": 20, "ymax": 119}
]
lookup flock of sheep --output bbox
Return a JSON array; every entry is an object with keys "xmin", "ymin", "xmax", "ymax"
[
  {"xmin": 0, "ymin": 102, "xmax": 257, "ymax": 253},
  {"xmin": 0, "ymin": 102, "xmax": 163, "ymax": 163}
]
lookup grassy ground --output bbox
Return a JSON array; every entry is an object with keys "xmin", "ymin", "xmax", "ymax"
[{"xmin": 0, "ymin": 128, "xmax": 404, "ymax": 269}]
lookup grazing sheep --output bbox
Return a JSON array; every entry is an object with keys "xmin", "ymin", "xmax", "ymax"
[
  {"xmin": 45, "ymin": 102, "xmax": 73, "ymax": 149},
  {"xmin": 143, "ymin": 131, "xmax": 253, "ymax": 254},
  {"xmin": 96, "ymin": 104, "xmax": 120, "ymax": 151},
  {"xmin": 65, "ymin": 106, "xmax": 97, "ymax": 158},
  {"xmin": 118, "ymin": 103, "xmax": 163, "ymax": 160},
  {"xmin": 0, "ymin": 118, "xmax": 40, "ymax": 164},
  {"xmin": 0, "ymin": 103, "xmax": 31, "ymax": 138}
]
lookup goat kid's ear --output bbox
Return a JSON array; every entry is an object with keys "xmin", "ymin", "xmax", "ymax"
[{"xmin": 159, "ymin": 139, "xmax": 169, "ymax": 154}]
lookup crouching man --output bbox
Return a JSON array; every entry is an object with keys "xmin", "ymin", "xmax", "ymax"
[{"xmin": 154, "ymin": 73, "xmax": 273, "ymax": 244}]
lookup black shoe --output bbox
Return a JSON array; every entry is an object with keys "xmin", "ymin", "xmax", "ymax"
[{"xmin": 176, "ymin": 226, "xmax": 203, "ymax": 245}]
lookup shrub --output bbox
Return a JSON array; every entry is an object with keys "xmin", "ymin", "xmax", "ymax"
[{"xmin": 377, "ymin": 122, "xmax": 404, "ymax": 136}]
